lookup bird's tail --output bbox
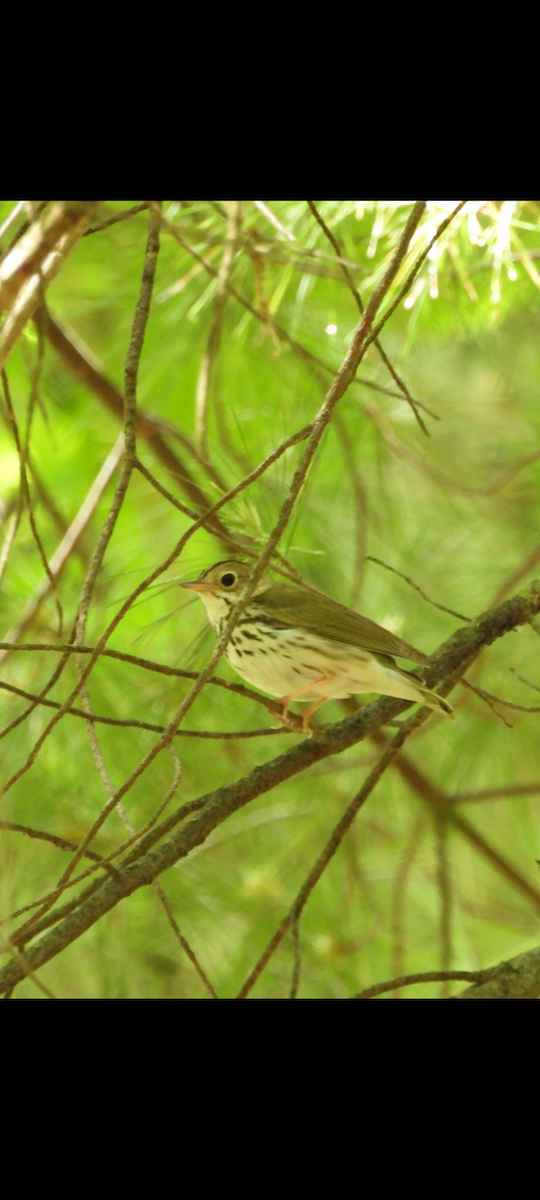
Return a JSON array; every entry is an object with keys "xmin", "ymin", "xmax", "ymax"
[{"xmin": 414, "ymin": 681, "xmax": 454, "ymax": 718}]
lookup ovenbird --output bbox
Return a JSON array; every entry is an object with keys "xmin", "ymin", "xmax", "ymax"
[{"xmin": 181, "ymin": 560, "xmax": 453, "ymax": 731}]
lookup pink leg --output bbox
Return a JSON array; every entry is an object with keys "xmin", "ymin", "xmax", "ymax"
[
  {"xmin": 278, "ymin": 677, "xmax": 333, "ymax": 732},
  {"xmin": 299, "ymin": 695, "xmax": 331, "ymax": 732}
]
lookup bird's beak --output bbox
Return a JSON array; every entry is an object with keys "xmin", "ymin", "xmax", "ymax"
[{"xmin": 180, "ymin": 580, "xmax": 216, "ymax": 593}]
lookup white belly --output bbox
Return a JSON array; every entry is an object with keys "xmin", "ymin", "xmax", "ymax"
[{"xmin": 226, "ymin": 629, "xmax": 425, "ymax": 705}]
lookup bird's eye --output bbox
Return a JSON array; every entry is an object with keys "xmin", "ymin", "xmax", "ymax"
[{"xmin": 221, "ymin": 573, "xmax": 236, "ymax": 587}]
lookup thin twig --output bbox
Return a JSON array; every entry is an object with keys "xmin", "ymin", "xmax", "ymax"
[
  {"xmin": 491, "ymin": 538, "xmax": 540, "ymax": 606},
  {"xmin": 0, "ymin": 512, "xmax": 18, "ymax": 588},
  {"xmin": 9, "ymin": 794, "xmax": 210, "ymax": 947},
  {"xmin": 289, "ymin": 918, "xmax": 301, "ymax": 999},
  {"xmin": 333, "ymin": 412, "xmax": 368, "ymax": 606},
  {"xmin": 366, "ymin": 556, "xmax": 471, "ymax": 623},
  {"xmin": 366, "ymin": 201, "xmax": 468, "ymax": 347},
  {"xmin": 152, "ymin": 881, "xmax": 218, "ymax": 999},
  {"xmin": 366, "ymin": 399, "xmax": 540, "ymax": 500},
  {"xmin": 464, "ymin": 681, "xmax": 540, "ymax": 715},
  {"xmin": 0, "ymin": 434, "xmax": 124, "ymax": 663},
  {"xmin": 9, "ymin": 760, "xmax": 190, "ymax": 942},
  {"xmin": 237, "ymin": 706, "xmax": 429, "ymax": 998},
  {"xmin": 435, "ymin": 814, "xmax": 452, "ymax": 995},
  {"xmin": 40, "ymin": 307, "xmax": 238, "ymax": 552},
  {"xmin": 1, "ymin": 938, "xmax": 56, "ymax": 999},
  {"xmin": 25, "ymin": 450, "xmax": 88, "ymax": 564},
  {"xmin": 307, "ymin": 199, "xmax": 432, "ymax": 433},
  {"xmin": 83, "ymin": 203, "xmax": 149, "ymax": 234},
  {"xmin": 0, "ymin": 681, "xmax": 287, "ymax": 737},
  {"xmin": 1, "ymin": 369, "xmax": 63, "ymax": 635},
  {"xmin": 195, "ymin": 200, "xmax": 242, "ymax": 459},
  {"xmin": 0, "ymin": 640, "xmax": 296, "ymax": 710},
  {"xmin": 449, "ymin": 782, "xmax": 540, "ymax": 804},
  {"xmin": 352, "ymin": 970, "xmax": 480, "ymax": 1000},
  {"xmin": 152, "ymin": 206, "xmax": 354, "ymax": 392},
  {"xmin": 391, "ymin": 812, "xmax": 427, "ymax": 990},
  {"xmin": 370, "ymin": 728, "xmax": 540, "ymax": 912},
  {"xmin": 0, "ymin": 820, "xmax": 104, "ymax": 862}
]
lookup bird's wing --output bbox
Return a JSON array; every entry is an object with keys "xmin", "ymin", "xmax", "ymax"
[{"xmin": 253, "ymin": 586, "xmax": 417, "ymax": 660}]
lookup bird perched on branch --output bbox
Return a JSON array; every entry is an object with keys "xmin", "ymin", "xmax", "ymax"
[{"xmin": 181, "ymin": 560, "xmax": 454, "ymax": 732}]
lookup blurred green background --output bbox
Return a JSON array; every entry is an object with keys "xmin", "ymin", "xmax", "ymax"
[{"xmin": 1, "ymin": 200, "xmax": 539, "ymax": 998}]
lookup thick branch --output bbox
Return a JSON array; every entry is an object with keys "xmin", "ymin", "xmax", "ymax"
[{"xmin": 455, "ymin": 945, "xmax": 540, "ymax": 999}]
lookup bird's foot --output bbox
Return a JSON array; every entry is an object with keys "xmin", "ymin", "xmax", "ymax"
[{"xmin": 266, "ymin": 702, "xmax": 308, "ymax": 736}]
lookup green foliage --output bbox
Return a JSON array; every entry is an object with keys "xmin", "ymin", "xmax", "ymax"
[{"xmin": 1, "ymin": 200, "xmax": 540, "ymax": 999}]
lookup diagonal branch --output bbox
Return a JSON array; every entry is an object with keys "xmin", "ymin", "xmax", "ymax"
[
  {"xmin": 0, "ymin": 201, "xmax": 100, "ymax": 371},
  {"xmin": 40, "ymin": 307, "xmax": 240, "ymax": 553},
  {"xmin": 306, "ymin": 199, "xmax": 433, "ymax": 434},
  {"xmin": 0, "ymin": 433, "xmax": 124, "ymax": 666},
  {"xmin": 195, "ymin": 200, "xmax": 242, "ymax": 459}
]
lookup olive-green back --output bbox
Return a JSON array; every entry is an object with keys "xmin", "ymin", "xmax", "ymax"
[{"xmin": 253, "ymin": 585, "xmax": 416, "ymax": 662}]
